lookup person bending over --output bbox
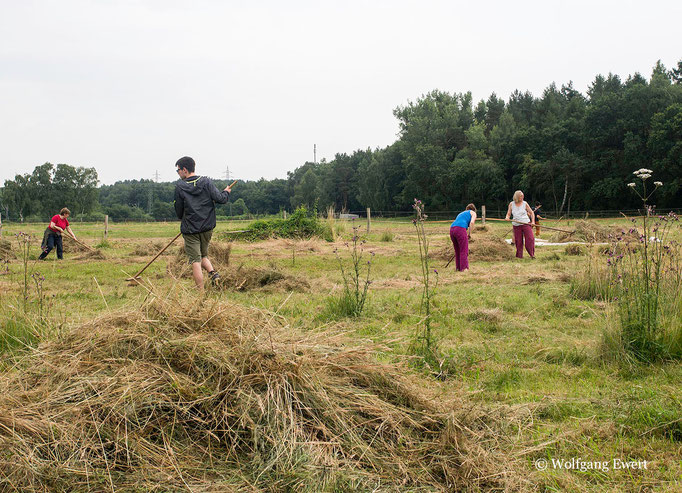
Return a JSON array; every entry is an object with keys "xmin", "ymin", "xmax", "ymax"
[
  {"xmin": 449, "ymin": 203, "xmax": 477, "ymax": 271},
  {"xmin": 39, "ymin": 208, "xmax": 77, "ymax": 260},
  {"xmin": 174, "ymin": 156, "xmax": 231, "ymax": 289}
]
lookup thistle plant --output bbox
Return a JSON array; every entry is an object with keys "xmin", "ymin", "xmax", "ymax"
[
  {"xmin": 607, "ymin": 170, "xmax": 681, "ymax": 360},
  {"xmin": 330, "ymin": 226, "xmax": 372, "ymax": 317},
  {"xmin": 412, "ymin": 199, "xmax": 440, "ymax": 361}
]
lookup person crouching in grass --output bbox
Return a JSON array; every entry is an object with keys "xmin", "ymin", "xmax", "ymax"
[
  {"xmin": 39, "ymin": 208, "xmax": 77, "ymax": 260},
  {"xmin": 449, "ymin": 203, "xmax": 477, "ymax": 271},
  {"xmin": 174, "ymin": 156, "xmax": 231, "ymax": 290}
]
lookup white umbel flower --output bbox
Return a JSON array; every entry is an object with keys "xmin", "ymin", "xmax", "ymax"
[
  {"xmin": 639, "ymin": 174, "xmax": 652, "ymax": 179},
  {"xmin": 627, "ymin": 183, "xmax": 636, "ymax": 188},
  {"xmin": 654, "ymin": 181, "xmax": 663, "ymax": 186}
]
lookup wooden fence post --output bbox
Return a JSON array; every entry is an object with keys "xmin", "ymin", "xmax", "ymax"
[
  {"xmin": 104, "ymin": 215, "xmax": 109, "ymax": 239},
  {"xmin": 366, "ymin": 208, "xmax": 371, "ymax": 234},
  {"xmin": 481, "ymin": 205, "xmax": 486, "ymax": 226},
  {"xmin": 0, "ymin": 212, "xmax": 3, "ymax": 238},
  {"xmin": 283, "ymin": 210, "xmax": 287, "ymax": 220}
]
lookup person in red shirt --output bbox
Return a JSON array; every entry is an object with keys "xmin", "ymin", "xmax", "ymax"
[{"xmin": 39, "ymin": 208, "xmax": 77, "ymax": 260}]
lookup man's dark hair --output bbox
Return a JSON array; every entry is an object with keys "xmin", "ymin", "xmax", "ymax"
[
  {"xmin": 176, "ymin": 156, "xmax": 196, "ymax": 173},
  {"xmin": 535, "ymin": 202, "xmax": 541, "ymax": 207}
]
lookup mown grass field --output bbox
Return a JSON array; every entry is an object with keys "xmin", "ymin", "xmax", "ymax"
[{"xmin": 1, "ymin": 217, "xmax": 681, "ymax": 491}]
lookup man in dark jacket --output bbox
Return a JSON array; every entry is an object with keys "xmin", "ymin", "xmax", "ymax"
[{"xmin": 174, "ymin": 156, "xmax": 231, "ymax": 289}]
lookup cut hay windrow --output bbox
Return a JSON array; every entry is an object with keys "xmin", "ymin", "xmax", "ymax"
[
  {"xmin": 128, "ymin": 241, "xmax": 175, "ymax": 257},
  {"xmin": 0, "ymin": 239, "xmax": 13, "ymax": 260},
  {"xmin": 551, "ymin": 220, "xmax": 638, "ymax": 244},
  {"xmin": 167, "ymin": 243, "xmax": 309, "ymax": 292},
  {"xmin": 214, "ymin": 264, "xmax": 310, "ymax": 292},
  {"xmin": 73, "ymin": 249, "xmax": 107, "ymax": 260},
  {"xmin": 62, "ymin": 235, "xmax": 94, "ymax": 254},
  {"xmin": 431, "ymin": 233, "xmax": 514, "ymax": 263},
  {"xmin": 0, "ymin": 298, "xmax": 498, "ymax": 491}
]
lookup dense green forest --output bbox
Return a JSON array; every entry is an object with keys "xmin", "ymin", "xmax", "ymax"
[{"xmin": 2, "ymin": 61, "xmax": 681, "ymax": 222}]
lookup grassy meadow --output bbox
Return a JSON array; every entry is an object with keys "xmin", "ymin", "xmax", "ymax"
[{"xmin": 0, "ymin": 217, "xmax": 680, "ymax": 491}]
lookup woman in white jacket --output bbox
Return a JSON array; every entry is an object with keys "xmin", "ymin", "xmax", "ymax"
[{"xmin": 505, "ymin": 190, "xmax": 535, "ymax": 259}]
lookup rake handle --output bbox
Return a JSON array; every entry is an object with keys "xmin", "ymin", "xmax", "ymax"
[
  {"xmin": 127, "ymin": 232, "xmax": 182, "ymax": 280},
  {"xmin": 491, "ymin": 218, "xmax": 574, "ymax": 235}
]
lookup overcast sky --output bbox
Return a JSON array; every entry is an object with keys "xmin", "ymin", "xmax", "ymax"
[{"xmin": 1, "ymin": 0, "xmax": 680, "ymax": 185}]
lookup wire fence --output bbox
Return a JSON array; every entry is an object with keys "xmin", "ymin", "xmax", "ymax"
[
  {"xmin": 348, "ymin": 208, "xmax": 682, "ymax": 221},
  {"xmin": 2, "ymin": 207, "xmax": 681, "ymax": 227}
]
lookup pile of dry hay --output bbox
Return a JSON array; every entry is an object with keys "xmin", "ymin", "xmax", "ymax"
[
  {"xmin": 0, "ymin": 239, "xmax": 14, "ymax": 260},
  {"xmin": 431, "ymin": 233, "xmax": 514, "ymax": 263},
  {"xmin": 62, "ymin": 236, "xmax": 95, "ymax": 254},
  {"xmin": 0, "ymin": 298, "xmax": 499, "ymax": 491},
  {"xmin": 73, "ymin": 249, "xmax": 107, "ymax": 260},
  {"xmin": 552, "ymin": 220, "xmax": 638, "ymax": 244},
  {"xmin": 219, "ymin": 265, "xmax": 309, "ymax": 292},
  {"xmin": 168, "ymin": 242, "xmax": 309, "ymax": 292}
]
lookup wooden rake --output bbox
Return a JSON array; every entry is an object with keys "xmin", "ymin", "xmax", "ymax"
[{"xmin": 126, "ymin": 232, "xmax": 182, "ymax": 282}]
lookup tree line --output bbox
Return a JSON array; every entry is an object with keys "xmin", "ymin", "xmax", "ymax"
[{"xmin": 2, "ymin": 60, "xmax": 681, "ymax": 222}]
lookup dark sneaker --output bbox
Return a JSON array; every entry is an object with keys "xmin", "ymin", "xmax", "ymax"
[{"xmin": 209, "ymin": 271, "xmax": 221, "ymax": 286}]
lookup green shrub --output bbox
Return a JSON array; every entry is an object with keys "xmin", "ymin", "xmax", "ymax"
[
  {"xmin": 380, "ymin": 230, "xmax": 394, "ymax": 242},
  {"xmin": 225, "ymin": 206, "xmax": 332, "ymax": 242}
]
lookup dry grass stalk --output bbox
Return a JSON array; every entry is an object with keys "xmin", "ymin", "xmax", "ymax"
[{"xmin": 0, "ymin": 296, "xmax": 502, "ymax": 491}]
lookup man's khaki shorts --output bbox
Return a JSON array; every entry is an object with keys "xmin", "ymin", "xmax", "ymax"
[{"xmin": 182, "ymin": 230, "xmax": 213, "ymax": 264}]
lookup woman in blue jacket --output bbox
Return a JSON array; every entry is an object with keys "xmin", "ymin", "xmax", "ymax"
[{"xmin": 449, "ymin": 204, "xmax": 477, "ymax": 271}]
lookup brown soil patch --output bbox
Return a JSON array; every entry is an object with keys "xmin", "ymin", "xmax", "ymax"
[{"xmin": 372, "ymin": 277, "xmax": 422, "ymax": 290}]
